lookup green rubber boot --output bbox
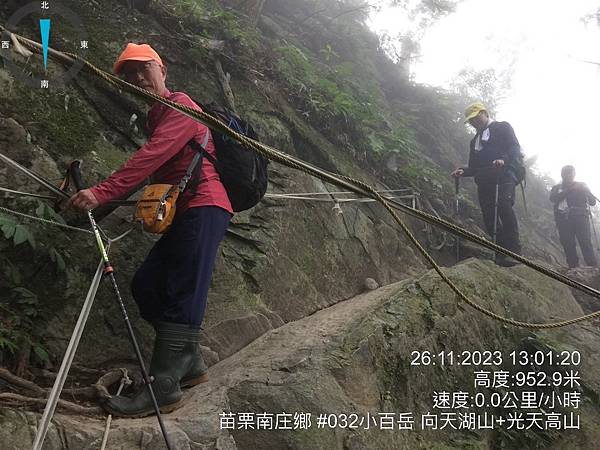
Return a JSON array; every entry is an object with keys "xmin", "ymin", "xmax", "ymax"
[
  {"xmin": 164, "ymin": 325, "xmax": 208, "ymax": 388},
  {"xmin": 149, "ymin": 322, "xmax": 208, "ymax": 388},
  {"xmin": 180, "ymin": 343, "xmax": 209, "ymax": 388},
  {"xmin": 102, "ymin": 322, "xmax": 201, "ymax": 418}
]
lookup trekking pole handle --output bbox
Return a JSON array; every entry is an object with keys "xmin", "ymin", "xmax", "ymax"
[
  {"xmin": 69, "ymin": 160, "xmax": 85, "ymax": 192},
  {"xmin": 454, "ymin": 176, "xmax": 459, "ymax": 195}
]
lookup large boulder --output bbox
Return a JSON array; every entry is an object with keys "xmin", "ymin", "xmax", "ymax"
[{"xmin": 2, "ymin": 259, "xmax": 599, "ymax": 449}]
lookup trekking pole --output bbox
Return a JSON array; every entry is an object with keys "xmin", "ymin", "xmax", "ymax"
[
  {"xmin": 69, "ymin": 161, "xmax": 173, "ymax": 450},
  {"xmin": 493, "ymin": 181, "xmax": 499, "ymax": 244},
  {"xmin": 454, "ymin": 176, "xmax": 460, "ymax": 262}
]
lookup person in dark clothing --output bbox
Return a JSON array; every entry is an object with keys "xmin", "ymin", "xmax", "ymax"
[
  {"xmin": 549, "ymin": 165, "xmax": 597, "ymax": 268},
  {"xmin": 451, "ymin": 102, "xmax": 523, "ymax": 267}
]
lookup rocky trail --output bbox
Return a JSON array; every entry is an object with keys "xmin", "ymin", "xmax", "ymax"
[{"xmin": 3, "ymin": 259, "xmax": 600, "ymax": 449}]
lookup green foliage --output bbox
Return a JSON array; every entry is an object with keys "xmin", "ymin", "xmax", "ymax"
[
  {"xmin": 275, "ymin": 43, "xmax": 380, "ymax": 141},
  {"xmin": 185, "ymin": 45, "xmax": 211, "ymax": 66},
  {"xmin": 276, "ymin": 44, "xmax": 313, "ymax": 85},
  {"xmin": 169, "ymin": 0, "xmax": 261, "ymax": 60},
  {"xmin": 0, "ymin": 201, "xmax": 68, "ymax": 273},
  {"xmin": 218, "ymin": 10, "xmax": 261, "ymax": 54},
  {"xmin": 319, "ymin": 44, "xmax": 340, "ymax": 62},
  {"xmin": 0, "ymin": 214, "xmax": 35, "ymax": 248},
  {"xmin": 167, "ymin": 0, "xmax": 220, "ymax": 24},
  {"xmin": 0, "ymin": 200, "xmax": 70, "ymax": 364},
  {"xmin": 0, "ymin": 286, "xmax": 49, "ymax": 363}
]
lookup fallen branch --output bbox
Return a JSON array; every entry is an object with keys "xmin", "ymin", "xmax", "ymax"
[
  {"xmin": 9, "ymin": 32, "xmax": 33, "ymax": 58},
  {"xmin": 0, "ymin": 368, "xmax": 45, "ymax": 396},
  {"xmin": 0, "ymin": 393, "xmax": 103, "ymax": 416},
  {"xmin": 71, "ymin": 364, "xmax": 105, "ymax": 376},
  {"xmin": 0, "ymin": 367, "xmax": 126, "ymax": 402},
  {"xmin": 61, "ymin": 386, "xmax": 98, "ymax": 400}
]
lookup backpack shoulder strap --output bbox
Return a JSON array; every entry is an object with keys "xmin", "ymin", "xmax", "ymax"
[
  {"xmin": 188, "ymin": 135, "xmax": 216, "ymax": 165},
  {"xmin": 179, "ymin": 131, "xmax": 210, "ymax": 194}
]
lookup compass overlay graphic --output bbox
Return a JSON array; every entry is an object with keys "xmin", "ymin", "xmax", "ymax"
[{"xmin": 1, "ymin": 2, "xmax": 89, "ymax": 89}]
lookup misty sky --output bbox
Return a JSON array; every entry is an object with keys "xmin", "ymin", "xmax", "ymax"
[{"xmin": 370, "ymin": 0, "xmax": 600, "ymax": 193}]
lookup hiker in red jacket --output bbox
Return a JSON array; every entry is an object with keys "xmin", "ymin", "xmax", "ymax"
[{"xmin": 67, "ymin": 43, "xmax": 232, "ymax": 417}]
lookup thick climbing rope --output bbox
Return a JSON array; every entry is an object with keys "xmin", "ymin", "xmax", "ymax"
[{"xmin": 4, "ymin": 28, "xmax": 600, "ymax": 329}]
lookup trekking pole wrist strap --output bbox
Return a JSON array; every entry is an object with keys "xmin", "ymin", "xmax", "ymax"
[{"xmin": 69, "ymin": 160, "xmax": 85, "ymax": 191}]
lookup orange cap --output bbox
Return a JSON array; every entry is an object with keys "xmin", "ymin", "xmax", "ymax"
[{"xmin": 113, "ymin": 43, "xmax": 163, "ymax": 75}]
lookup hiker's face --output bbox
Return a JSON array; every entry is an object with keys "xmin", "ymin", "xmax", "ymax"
[
  {"xmin": 121, "ymin": 60, "xmax": 167, "ymax": 96},
  {"xmin": 468, "ymin": 111, "xmax": 488, "ymax": 131},
  {"xmin": 562, "ymin": 169, "xmax": 575, "ymax": 183}
]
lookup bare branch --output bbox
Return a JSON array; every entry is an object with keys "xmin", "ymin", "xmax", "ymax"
[
  {"xmin": 0, "ymin": 367, "xmax": 45, "ymax": 396},
  {"xmin": 0, "ymin": 393, "xmax": 103, "ymax": 416}
]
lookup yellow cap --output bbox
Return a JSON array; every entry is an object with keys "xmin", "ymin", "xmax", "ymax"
[{"xmin": 464, "ymin": 102, "xmax": 487, "ymax": 123}]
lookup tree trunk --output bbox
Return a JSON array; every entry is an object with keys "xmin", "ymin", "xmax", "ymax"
[{"xmin": 215, "ymin": 58, "xmax": 236, "ymax": 113}]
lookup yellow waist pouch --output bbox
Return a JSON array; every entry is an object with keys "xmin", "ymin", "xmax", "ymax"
[
  {"xmin": 134, "ymin": 184, "xmax": 180, "ymax": 234},
  {"xmin": 133, "ymin": 133, "xmax": 209, "ymax": 234}
]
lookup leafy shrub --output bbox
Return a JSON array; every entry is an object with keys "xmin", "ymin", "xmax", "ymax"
[{"xmin": 0, "ymin": 200, "xmax": 69, "ymax": 366}]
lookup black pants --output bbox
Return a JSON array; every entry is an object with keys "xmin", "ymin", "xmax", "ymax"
[
  {"xmin": 131, "ymin": 206, "xmax": 231, "ymax": 326},
  {"xmin": 556, "ymin": 213, "xmax": 597, "ymax": 268},
  {"xmin": 477, "ymin": 181, "xmax": 521, "ymax": 254}
]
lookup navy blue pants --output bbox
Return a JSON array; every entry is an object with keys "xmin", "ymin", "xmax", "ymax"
[{"xmin": 131, "ymin": 206, "xmax": 230, "ymax": 326}]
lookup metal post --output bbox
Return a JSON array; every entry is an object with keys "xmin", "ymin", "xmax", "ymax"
[{"xmin": 454, "ymin": 176, "xmax": 460, "ymax": 263}]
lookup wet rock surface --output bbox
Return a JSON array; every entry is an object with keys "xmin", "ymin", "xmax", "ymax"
[{"xmin": 2, "ymin": 260, "xmax": 600, "ymax": 449}]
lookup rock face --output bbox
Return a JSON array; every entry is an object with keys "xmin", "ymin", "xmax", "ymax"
[
  {"xmin": 1, "ymin": 1, "xmax": 594, "ymax": 449},
  {"xmin": 0, "ymin": 0, "xmax": 565, "ymax": 371},
  {"xmin": 562, "ymin": 267, "xmax": 600, "ymax": 314},
  {"xmin": 2, "ymin": 259, "xmax": 600, "ymax": 449}
]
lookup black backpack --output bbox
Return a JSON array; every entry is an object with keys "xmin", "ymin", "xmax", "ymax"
[
  {"xmin": 510, "ymin": 152, "xmax": 526, "ymax": 187},
  {"xmin": 188, "ymin": 102, "xmax": 269, "ymax": 212}
]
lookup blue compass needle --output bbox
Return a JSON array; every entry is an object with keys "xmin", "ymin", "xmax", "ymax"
[{"xmin": 40, "ymin": 18, "xmax": 50, "ymax": 71}]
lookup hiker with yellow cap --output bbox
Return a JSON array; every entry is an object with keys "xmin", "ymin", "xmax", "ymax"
[
  {"xmin": 451, "ymin": 102, "xmax": 524, "ymax": 267},
  {"xmin": 66, "ymin": 43, "xmax": 233, "ymax": 417}
]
